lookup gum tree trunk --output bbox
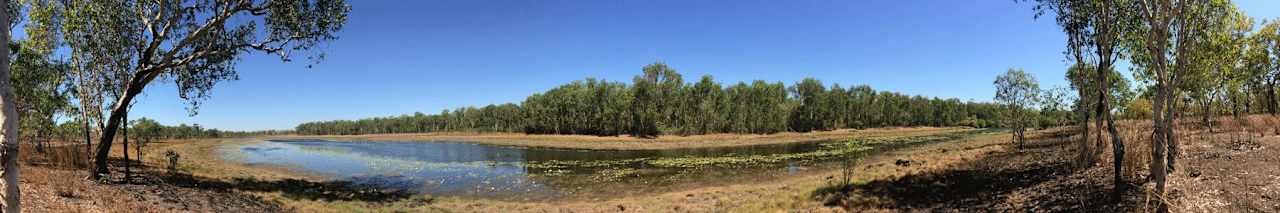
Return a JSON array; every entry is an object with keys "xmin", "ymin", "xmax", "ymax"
[
  {"xmin": 91, "ymin": 85, "xmax": 143, "ymax": 180},
  {"xmin": 1078, "ymin": 88, "xmax": 1093, "ymax": 167},
  {"xmin": 0, "ymin": 0, "xmax": 22, "ymax": 210},
  {"xmin": 81, "ymin": 110, "xmax": 90, "ymax": 168},
  {"xmin": 1267, "ymin": 77, "xmax": 1277, "ymax": 115},
  {"xmin": 1151, "ymin": 79, "xmax": 1169, "ymax": 211},
  {"xmin": 1099, "ymin": 70, "xmax": 1124, "ymax": 201}
]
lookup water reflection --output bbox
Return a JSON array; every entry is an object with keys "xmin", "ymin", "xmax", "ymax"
[{"xmin": 225, "ymin": 131, "xmax": 980, "ymax": 200}]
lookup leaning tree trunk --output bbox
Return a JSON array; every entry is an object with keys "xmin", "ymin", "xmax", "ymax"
[
  {"xmin": 91, "ymin": 85, "xmax": 144, "ymax": 180},
  {"xmin": 0, "ymin": 0, "xmax": 22, "ymax": 210},
  {"xmin": 1096, "ymin": 62, "xmax": 1126, "ymax": 200}
]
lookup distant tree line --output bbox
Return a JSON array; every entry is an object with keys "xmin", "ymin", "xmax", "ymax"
[
  {"xmin": 296, "ymin": 63, "xmax": 1038, "ymax": 137},
  {"xmin": 39, "ymin": 117, "xmax": 288, "ymax": 145}
]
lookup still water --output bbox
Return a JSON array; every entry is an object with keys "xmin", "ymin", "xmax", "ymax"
[{"xmin": 223, "ymin": 131, "xmax": 979, "ymax": 200}]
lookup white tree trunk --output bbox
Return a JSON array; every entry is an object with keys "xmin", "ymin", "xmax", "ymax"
[{"xmin": 0, "ymin": 0, "xmax": 23, "ymax": 211}]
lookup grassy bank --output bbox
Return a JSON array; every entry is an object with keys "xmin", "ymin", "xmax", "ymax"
[
  {"xmin": 142, "ymin": 127, "xmax": 1005, "ymax": 212},
  {"xmin": 268, "ymin": 126, "xmax": 967, "ymax": 150},
  {"xmin": 21, "ymin": 116, "xmax": 1280, "ymax": 212}
]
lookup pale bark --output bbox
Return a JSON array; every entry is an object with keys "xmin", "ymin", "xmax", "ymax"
[
  {"xmin": 91, "ymin": 99, "xmax": 131, "ymax": 178},
  {"xmin": 0, "ymin": 0, "xmax": 23, "ymax": 211}
]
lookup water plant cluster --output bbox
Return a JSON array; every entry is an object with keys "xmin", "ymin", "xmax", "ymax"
[{"xmin": 525, "ymin": 130, "xmax": 986, "ymax": 179}]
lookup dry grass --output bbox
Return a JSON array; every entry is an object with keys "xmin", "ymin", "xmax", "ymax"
[
  {"xmin": 1076, "ymin": 114, "xmax": 1280, "ymax": 212},
  {"xmin": 23, "ymin": 116, "xmax": 1278, "ymax": 212},
  {"xmin": 1086, "ymin": 115, "xmax": 1280, "ymax": 181},
  {"xmin": 20, "ymin": 138, "xmax": 290, "ymax": 212},
  {"xmin": 21, "ymin": 142, "xmax": 90, "ymax": 169},
  {"xmin": 127, "ymin": 127, "xmax": 999, "ymax": 212}
]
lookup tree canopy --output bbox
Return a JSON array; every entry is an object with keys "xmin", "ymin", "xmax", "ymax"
[{"xmin": 296, "ymin": 63, "xmax": 1023, "ymax": 136}]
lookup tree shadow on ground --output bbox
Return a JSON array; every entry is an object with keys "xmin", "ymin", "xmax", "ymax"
[
  {"xmin": 100, "ymin": 159, "xmax": 415, "ymax": 203},
  {"xmin": 814, "ymin": 129, "xmax": 1142, "ymax": 212},
  {"xmin": 161, "ymin": 174, "xmax": 416, "ymax": 203}
]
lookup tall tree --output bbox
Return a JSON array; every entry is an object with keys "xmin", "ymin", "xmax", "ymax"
[
  {"xmin": 11, "ymin": 40, "xmax": 69, "ymax": 153},
  {"xmin": 994, "ymin": 68, "xmax": 1040, "ymax": 149},
  {"xmin": 26, "ymin": 0, "xmax": 351, "ymax": 179},
  {"xmin": 0, "ymin": 0, "xmax": 18, "ymax": 209},
  {"xmin": 1183, "ymin": 7, "xmax": 1250, "ymax": 131},
  {"xmin": 1254, "ymin": 20, "xmax": 1280, "ymax": 115},
  {"xmin": 630, "ymin": 63, "xmax": 665, "ymax": 138},
  {"xmin": 789, "ymin": 78, "xmax": 828, "ymax": 132},
  {"xmin": 1129, "ymin": 0, "xmax": 1233, "ymax": 210},
  {"xmin": 635, "ymin": 62, "xmax": 682, "ymax": 131},
  {"xmin": 1031, "ymin": 0, "xmax": 1133, "ymax": 199}
]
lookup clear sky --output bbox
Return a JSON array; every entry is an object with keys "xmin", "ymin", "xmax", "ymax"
[{"xmin": 124, "ymin": 0, "xmax": 1280, "ymax": 131}]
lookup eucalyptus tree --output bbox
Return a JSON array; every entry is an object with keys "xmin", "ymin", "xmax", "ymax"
[
  {"xmin": 994, "ymin": 68, "xmax": 1040, "ymax": 149},
  {"xmin": 294, "ymin": 64, "xmax": 1012, "ymax": 136},
  {"xmin": 685, "ymin": 75, "xmax": 722, "ymax": 135},
  {"xmin": 1029, "ymin": 0, "xmax": 1135, "ymax": 198},
  {"xmin": 11, "ymin": 41, "xmax": 70, "ymax": 153},
  {"xmin": 25, "ymin": 0, "xmax": 351, "ymax": 179},
  {"xmin": 789, "ymin": 78, "xmax": 828, "ymax": 132},
  {"xmin": 847, "ymin": 85, "xmax": 876, "ymax": 129},
  {"xmin": 826, "ymin": 84, "xmax": 849, "ymax": 129},
  {"xmin": 1240, "ymin": 24, "xmax": 1273, "ymax": 116},
  {"xmin": 1129, "ymin": 0, "xmax": 1235, "ymax": 208},
  {"xmin": 638, "ymin": 62, "xmax": 683, "ymax": 130},
  {"xmin": 630, "ymin": 64, "xmax": 662, "ymax": 138},
  {"xmin": 1253, "ymin": 20, "xmax": 1280, "ymax": 115},
  {"xmin": 0, "ymin": 0, "xmax": 18, "ymax": 209},
  {"xmin": 1183, "ymin": 7, "xmax": 1251, "ymax": 130}
]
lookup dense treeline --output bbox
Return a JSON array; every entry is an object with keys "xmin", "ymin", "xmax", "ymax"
[
  {"xmin": 42, "ymin": 117, "xmax": 288, "ymax": 144},
  {"xmin": 296, "ymin": 63, "xmax": 1019, "ymax": 136}
]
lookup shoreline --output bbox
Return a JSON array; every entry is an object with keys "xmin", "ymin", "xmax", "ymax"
[
  {"xmin": 264, "ymin": 126, "xmax": 973, "ymax": 151},
  {"xmin": 176, "ymin": 127, "xmax": 1015, "ymax": 212}
]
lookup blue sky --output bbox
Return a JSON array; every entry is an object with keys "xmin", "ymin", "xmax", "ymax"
[{"xmin": 122, "ymin": 0, "xmax": 1280, "ymax": 131}]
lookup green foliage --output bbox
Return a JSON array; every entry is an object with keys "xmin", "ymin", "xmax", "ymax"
[
  {"xmin": 789, "ymin": 78, "xmax": 829, "ymax": 132},
  {"xmin": 1066, "ymin": 64, "xmax": 1134, "ymax": 113},
  {"xmin": 296, "ymin": 63, "xmax": 1016, "ymax": 136},
  {"xmin": 1120, "ymin": 98, "xmax": 1153, "ymax": 119},
  {"xmin": 9, "ymin": 40, "xmax": 69, "ymax": 146},
  {"xmin": 994, "ymin": 68, "xmax": 1040, "ymax": 147},
  {"xmin": 995, "ymin": 68, "xmax": 1041, "ymax": 121},
  {"xmin": 21, "ymin": 0, "xmax": 353, "ymax": 177},
  {"xmin": 113, "ymin": 117, "xmax": 281, "ymax": 140}
]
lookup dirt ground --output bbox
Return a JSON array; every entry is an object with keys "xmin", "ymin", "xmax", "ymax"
[
  {"xmin": 822, "ymin": 128, "xmax": 1141, "ymax": 212},
  {"xmin": 820, "ymin": 115, "xmax": 1280, "ymax": 212},
  {"xmin": 21, "ymin": 151, "xmax": 286, "ymax": 212},
  {"xmin": 1168, "ymin": 118, "xmax": 1280, "ymax": 212},
  {"xmin": 19, "ymin": 116, "xmax": 1280, "ymax": 212}
]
